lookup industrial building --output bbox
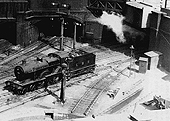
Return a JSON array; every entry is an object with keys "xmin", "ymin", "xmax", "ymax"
[{"xmin": 0, "ymin": 0, "xmax": 170, "ymax": 121}]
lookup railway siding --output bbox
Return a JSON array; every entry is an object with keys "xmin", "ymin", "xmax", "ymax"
[
  {"xmin": 70, "ymin": 72, "xmax": 119, "ymax": 116},
  {"xmin": 0, "ymin": 58, "xmax": 130, "ymax": 114},
  {"xmin": 0, "ymin": 41, "xmax": 41, "ymax": 65},
  {"xmin": 0, "ymin": 39, "xmax": 133, "ymax": 115},
  {"xmin": 0, "ymin": 71, "xmax": 98, "ymax": 113},
  {"xmin": 0, "ymin": 39, "xmax": 59, "ymax": 81}
]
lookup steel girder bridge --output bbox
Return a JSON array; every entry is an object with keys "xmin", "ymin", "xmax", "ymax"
[{"xmin": 87, "ymin": 0, "xmax": 127, "ymax": 17}]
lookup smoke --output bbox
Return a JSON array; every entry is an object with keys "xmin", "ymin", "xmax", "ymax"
[{"xmin": 94, "ymin": 11, "xmax": 126, "ymax": 43}]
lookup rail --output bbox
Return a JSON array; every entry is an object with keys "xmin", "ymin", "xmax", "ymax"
[
  {"xmin": 70, "ymin": 72, "xmax": 111, "ymax": 114},
  {"xmin": 70, "ymin": 65, "xmax": 128, "ymax": 116}
]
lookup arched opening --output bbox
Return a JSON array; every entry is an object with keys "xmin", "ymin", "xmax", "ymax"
[{"xmin": 34, "ymin": 17, "xmax": 83, "ymax": 42}]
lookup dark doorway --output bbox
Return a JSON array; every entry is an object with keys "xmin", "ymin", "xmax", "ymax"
[
  {"xmin": 35, "ymin": 17, "xmax": 83, "ymax": 41},
  {"xmin": 35, "ymin": 18, "xmax": 61, "ymax": 37},
  {"xmin": 0, "ymin": 21, "xmax": 16, "ymax": 45}
]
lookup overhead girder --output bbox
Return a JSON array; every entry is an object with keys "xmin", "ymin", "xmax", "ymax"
[
  {"xmin": 87, "ymin": 0, "xmax": 127, "ymax": 17},
  {"xmin": 25, "ymin": 10, "xmax": 83, "ymax": 24},
  {"xmin": 25, "ymin": 3, "xmax": 83, "ymax": 24}
]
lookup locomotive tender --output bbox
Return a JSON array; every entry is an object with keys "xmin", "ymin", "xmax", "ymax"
[{"xmin": 5, "ymin": 49, "xmax": 96, "ymax": 95}]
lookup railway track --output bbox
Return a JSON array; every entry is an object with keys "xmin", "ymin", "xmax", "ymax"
[
  {"xmin": 0, "ymin": 41, "xmax": 42, "ymax": 65},
  {"xmin": 0, "ymin": 55, "xmax": 114, "ymax": 89},
  {"xmin": 0, "ymin": 48, "xmax": 49, "ymax": 80},
  {"xmin": 69, "ymin": 64, "xmax": 129, "ymax": 116},
  {"xmin": 0, "ymin": 60, "xmax": 126, "ymax": 114},
  {"xmin": 0, "ymin": 36, "xmax": 59, "ymax": 66},
  {"xmin": 0, "ymin": 43, "xmax": 129, "ymax": 82},
  {"xmin": 2, "ymin": 42, "xmax": 50, "ymax": 66},
  {"xmin": 0, "ymin": 67, "xmax": 129, "ymax": 115},
  {"xmin": 0, "ymin": 70, "xmax": 98, "ymax": 113},
  {"xmin": 5, "ymin": 46, "xmax": 49, "ymax": 67},
  {"xmin": 0, "ymin": 45, "xmax": 48, "ymax": 79},
  {"xmin": 0, "ymin": 38, "xmax": 60, "ymax": 80},
  {"xmin": 70, "ymin": 72, "xmax": 112, "ymax": 116},
  {"xmin": 0, "ymin": 39, "xmax": 133, "ymax": 114}
]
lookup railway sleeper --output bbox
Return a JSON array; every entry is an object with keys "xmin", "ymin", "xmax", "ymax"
[
  {"xmin": 78, "ymin": 101, "xmax": 93, "ymax": 105},
  {"xmin": 72, "ymin": 107, "xmax": 88, "ymax": 113}
]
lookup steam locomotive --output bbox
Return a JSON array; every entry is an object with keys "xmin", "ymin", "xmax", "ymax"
[{"xmin": 5, "ymin": 49, "xmax": 96, "ymax": 95}]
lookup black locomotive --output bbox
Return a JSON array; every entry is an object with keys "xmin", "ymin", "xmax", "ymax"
[{"xmin": 5, "ymin": 49, "xmax": 96, "ymax": 95}]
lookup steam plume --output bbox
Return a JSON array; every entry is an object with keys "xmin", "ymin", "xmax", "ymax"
[{"xmin": 94, "ymin": 11, "xmax": 125, "ymax": 43}]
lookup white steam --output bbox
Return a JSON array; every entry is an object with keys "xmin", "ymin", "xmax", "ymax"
[{"xmin": 94, "ymin": 11, "xmax": 126, "ymax": 43}]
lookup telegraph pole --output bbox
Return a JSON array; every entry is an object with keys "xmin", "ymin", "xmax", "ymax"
[{"xmin": 60, "ymin": 18, "xmax": 64, "ymax": 51}]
